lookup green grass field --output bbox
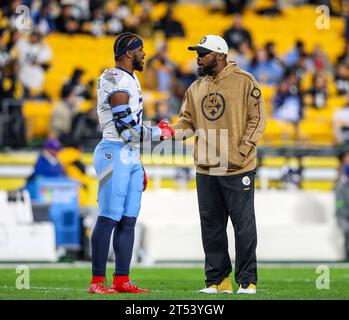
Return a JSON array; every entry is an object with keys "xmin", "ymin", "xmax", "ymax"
[{"xmin": 0, "ymin": 265, "xmax": 348, "ymax": 300}]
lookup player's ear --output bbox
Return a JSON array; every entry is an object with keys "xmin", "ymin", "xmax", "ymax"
[{"xmin": 125, "ymin": 50, "xmax": 132, "ymax": 59}]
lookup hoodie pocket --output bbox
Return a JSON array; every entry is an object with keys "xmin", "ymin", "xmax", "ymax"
[
  {"xmin": 228, "ymin": 142, "xmax": 245, "ymax": 169},
  {"xmin": 194, "ymin": 130, "xmax": 245, "ymax": 169},
  {"xmin": 194, "ymin": 131, "xmax": 222, "ymax": 167}
]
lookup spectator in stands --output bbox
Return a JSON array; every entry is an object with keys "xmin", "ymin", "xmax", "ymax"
[
  {"xmin": 154, "ymin": 6, "xmax": 185, "ymax": 39},
  {"xmin": 81, "ymin": 6, "xmax": 105, "ymax": 36},
  {"xmin": 115, "ymin": 0, "xmax": 132, "ymax": 21},
  {"xmin": 177, "ymin": 61, "xmax": 197, "ymax": 89},
  {"xmin": 304, "ymin": 72, "xmax": 328, "ymax": 109},
  {"xmin": 333, "ymin": 98, "xmax": 349, "ymax": 144},
  {"xmin": 0, "ymin": 58, "xmax": 24, "ymax": 100},
  {"xmin": 222, "ymin": 14, "xmax": 252, "ymax": 51},
  {"xmin": 50, "ymin": 84, "xmax": 80, "ymax": 145},
  {"xmin": 55, "ymin": 2, "xmax": 80, "ymax": 34},
  {"xmin": 104, "ymin": 1, "xmax": 124, "ymax": 36},
  {"xmin": 144, "ymin": 42, "xmax": 177, "ymax": 92},
  {"xmin": 26, "ymin": 138, "xmax": 66, "ymax": 182},
  {"xmin": 284, "ymin": 40, "xmax": 306, "ymax": 67},
  {"xmin": 335, "ymin": 63, "xmax": 349, "ymax": 95},
  {"xmin": 153, "ymin": 99, "xmax": 170, "ymax": 124},
  {"xmin": 284, "ymin": 68, "xmax": 302, "ymax": 97},
  {"xmin": 272, "ymin": 78, "xmax": 302, "ymax": 125},
  {"xmin": 12, "ymin": 30, "xmax": 52, "ymax": 99},
  {"xmin": 51, "ymin": 83, "xmax": 98, "ymax": 146},
  {"xmin": 6, "ymin": 29, "xmax": 21, "ymax": 52},
  {"xmin": 31, "ymin": 4, "xmax": 56, "ymax": 35},
  {"xmin": 249, "ymin": 47, "xmax": 284, "ymax": 85},
  {"xmin": 310, "ymin": 45, "xmax": 331, "ymax": 73},
  {"xmin": 63, "ymin": 68, "xmax": 94, "ymax": 100},
  {"xmin": 167, "ymin": 80, "xmax": 186, "ymax": 118},
  {"xmin": 0, "ymin": 58, "xmax": 26, "ymax": 148},
  {"xmin": 0, "ymin": 29, "xmax": 10, "ymax": 68},
  {"xmin": 337, "ymin": 42, "xmax": 349, "ymax": 68},
  {"xmin": 2, "ymin": 0, "xmax": 22, "ymax": 30},
  {"xmin": 223, "ymin": 0, "xmax": 248, "ymax": 14},
  {"xmin": 287, "ymin": 53, "xmax": 311, "ymax": 84},
  {"xmin": 228, "ymin": 40, "xmax": 251, "ymax": 70},
  {"xmin": 265, "ymin": 41, "xmax": 282, "ymax": 65},
  {"xmin": 136, "ymin": 5, "xmax": 154, "ymax": 38},
  {"xmin": 335, "ymin": 145, "xmax": 349, "ymax": 260},
  {"xmin": 73, "ymin": 0, "xmax": 91, "ymax": 21}
]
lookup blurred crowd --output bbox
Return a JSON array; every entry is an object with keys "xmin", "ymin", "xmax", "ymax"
[
  {"xmin": 2, "ymin": 0, "xmax": 349, "ymax": 150},
  {"xmin": 223, "ymin": 9, "xmax": 349, "ymax": 145},
  {"xmin": 0, "ymin": 0, "xmax": 191, "ymax": 150},
  {"xmin": 0, "ymin": 0, "xmax": 185, "ymax": 37}
]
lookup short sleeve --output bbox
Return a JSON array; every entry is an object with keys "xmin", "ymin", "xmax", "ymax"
[{"xmin": 101, "ymin": 70, "xmax": 131, "ymax": 105}]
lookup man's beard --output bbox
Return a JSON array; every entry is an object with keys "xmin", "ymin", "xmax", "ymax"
[
  {"xmin": 133, "ymin": 56, "xmax": 143, "ymax": 71},
  {"xmin": 198, "ymin": 59, "xmax": 217, "ymax": 77}
]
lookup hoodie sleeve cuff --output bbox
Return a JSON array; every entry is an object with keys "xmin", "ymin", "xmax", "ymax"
[{"xmin": 238, "ymin": 143, "xmax": 251, "ymax": 157}]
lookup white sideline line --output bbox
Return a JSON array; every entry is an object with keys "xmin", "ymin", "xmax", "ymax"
[
  {"xmin": 0, "ymin": 285, "xmax": 87, "ymax": 292},
  {"xmin": 0, "ymin": 286, "xmax": 308, "ymax": 296},
  {"xmin": 1, "ymin": 262, "xmax": 349, "ymax": 269},
  {"xmin": 0, "ymin": 285, "xmax": 163, "ymax": 293}
]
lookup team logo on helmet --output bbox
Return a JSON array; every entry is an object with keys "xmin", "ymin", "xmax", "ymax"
[
  {"xmin": 201, "ymin": 93, "xmax": 225, "ymax": 121},
  {"xmin": 200, "ymin": 36, "xmax": 207, "ymax": 44},
  {"xmin": 242, "ymin": 176, "xmax": 251, "ymax": 186}
]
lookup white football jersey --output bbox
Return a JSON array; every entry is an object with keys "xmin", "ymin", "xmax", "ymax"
[
  {"xmin": 97, "ymin": 67, "xmax": 143, "ymax": 142},
  {"xmin": 16, "ymin": 38, "xmax": 52, "ymax": 90}
]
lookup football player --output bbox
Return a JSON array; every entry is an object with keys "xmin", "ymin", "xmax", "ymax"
[{"xmin": 88, "ymin": 32, "xmax": 174, "ymax": 294}]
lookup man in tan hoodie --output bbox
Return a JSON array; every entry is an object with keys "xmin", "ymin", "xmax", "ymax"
[{"xmin": 169, "ymin": 35, "xmax": 267, "ymax": 294}]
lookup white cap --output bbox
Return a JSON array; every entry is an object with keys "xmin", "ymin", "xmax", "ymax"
[{"xmin": 188, "ymin": 35, "xmax": 229, "ymax": 54}]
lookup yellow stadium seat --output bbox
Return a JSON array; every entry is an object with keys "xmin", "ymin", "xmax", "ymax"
[
  {"xmin": 262, "ymin": 118, "xmax": 297, "ymax": 147},
  {"xmin": 298, "ymin": 119, "xmax": 334, "ymax": 145},
  {"xmin": 303, "ymin": 107, "xmax": 333, "ymax": 122},
  {"xmin": 22, "ymin": 100, "xmax": 53, "ymax": 138},
  {"xmin": 327, "ymin": 95, "xmax": 348, "ymax": 110}
]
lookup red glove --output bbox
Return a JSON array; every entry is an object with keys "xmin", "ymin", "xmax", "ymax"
[
  {"xmin": 143, "ymin": 166, "xmax": 148, "ymax": 191},
  {"xmin": 158, "ymin": 120, "xmax": 174, "ymax": 140}
]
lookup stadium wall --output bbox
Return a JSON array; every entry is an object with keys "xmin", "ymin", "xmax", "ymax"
[
  {"xmin": 138, "ymin": 190, "xmax": 345, "ymax": 263},
  {"xmin": 0, "ymin": 189, "xmax": 345, "ymax": 263}
]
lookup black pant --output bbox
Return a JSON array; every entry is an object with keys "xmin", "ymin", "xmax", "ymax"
[{"xmin": 196, "ymin": 171, "xmax": 257, "ymax": 286}]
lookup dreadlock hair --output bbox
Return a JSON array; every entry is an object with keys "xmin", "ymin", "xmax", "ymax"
[{"xmin": 113, "ymin": 33, "xmax": 142, "ymax": 61}]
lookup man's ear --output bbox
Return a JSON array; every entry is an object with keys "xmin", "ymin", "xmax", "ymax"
[
  {"xmin": 125, "ymin": 50, "xmax": 132, "ymax": 59},
  {"xmin": 218, "ymin": 53, "xmax": 226, "ymax": 61}
]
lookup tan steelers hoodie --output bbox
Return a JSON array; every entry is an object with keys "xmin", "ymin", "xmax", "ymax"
[{"xmin": 173, "ymin": 62, "xmax": 267, "ymax": 176}]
